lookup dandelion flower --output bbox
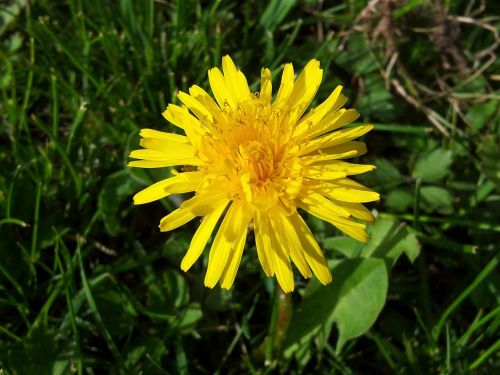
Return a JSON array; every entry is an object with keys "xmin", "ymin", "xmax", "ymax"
[{"xmin": 129, "ymin": 56, "xmax": 379, "ymax": 292}]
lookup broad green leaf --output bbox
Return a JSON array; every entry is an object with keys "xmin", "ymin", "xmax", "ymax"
[
  {"xmin": 147, "ymin": 270, "xmax": 188, "ymax": 313},
  {"xmin": 94, "ymin": 287, "xmax": 136, "ymax": 339},
  {"xmin": 374, "ymin": 158, "xmax": 402, "ymax": 180},
  {"xmin": 357, "ymin": 73, "xmax": 398, "ymax": 122},
  {"xmin": 397, "ymin": 229, "xmax": 421, "ymax": 263},
  {"xmin": 146, "ymin": 271, "xmax": 202, "ymax": 333},
  {"xmin": 125, "ymin": 336, "xmax": 168, "ymax": 371},
  {"xmin": 386, "ymin": 189, "xmax": 413, "ymax": 212},
  {"xmin": 420, "ymin": 185, "xmax": 453, "ymax": 214},
  {"xmin": 0, "ymin": 33, "xmax": 23, "ymax": 88},
  {"xmin": 7, "ymin": 321, "xmax": 69, "ymax": 375},
  {"xmin": 459, "ymin": 74, "xmax": 487, "ymax": 93},
  {"xmin": 413, "ymin": 148, "xmax": 453, "ymax": 183},
  {"xmin": 283, "ymin": 258, "xmax": 388, "ymax": 356},
  {"xmin": 478, "ymin": 135, "xmax": 500, "ymax": 189},
  {"xmin": 324, "ymin": 218, "xmax": 421, "ymax": 265},
  {"xmin": 362, "ymin": 218, "xmax": 421, "ymax": 264},
  {"xmin": 174, "ymin": 302, "xmax": 203, "ymax": 333},
  {"xmin": 98, "ymin": 169, "xmax": 141, "ymax": 236},
  {"xmin": 163, "ymin": 270, "xmax": 188, "ymax": 308},
  {"xmin": 335, "ymin": 34, "xmax": 379, "ymax": 75},
  {"xmin": 332, "ymin": 259, "xmax": 388, "ymax": 352},
  {"xmin": 205, "ymin": 288, "xmax": 233, "ymax": 312},
  {"xmin": 6, "ymin": 32, "xmax": 23, "ymax": 52},
  {"xmin": 465, "ymin": 101, "xmax": 498, "ymax": 134},
  {"xmin": 322, "ymin": 236, "xmax": 363, "ymax": 258},
  {"xmin": 0, "ymin": 0, "xmax": 27, "ymax": 36}
]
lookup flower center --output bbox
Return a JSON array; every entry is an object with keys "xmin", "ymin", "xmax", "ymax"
[
  {"xmin": 201, "ymin": 97, "xmax": 303, "ymax": 211},
  {"xmin": 237, "ymin": 140, "xmax": 275, "ymax": 182}
]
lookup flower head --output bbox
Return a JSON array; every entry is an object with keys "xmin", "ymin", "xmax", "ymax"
[{"xmin": 129, "ymin": 56, "xmax": 379, "ymax": 292}]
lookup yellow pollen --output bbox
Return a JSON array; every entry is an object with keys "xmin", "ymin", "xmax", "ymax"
[{"xmin": 237, "ymin": 141, "xmax": 274, "ymax": 182}]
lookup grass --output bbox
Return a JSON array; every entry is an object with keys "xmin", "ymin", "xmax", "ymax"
[{"xmin": 1, "ymin": 0, "xmax": 500, "ymax": 373}]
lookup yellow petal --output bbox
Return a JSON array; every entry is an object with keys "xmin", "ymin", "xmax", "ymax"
[
  {"xmin": 181, "ymin": 189, "xmax": 230, "ymax": 216},
  {"xmin": 128, "ymin": 160, "xmax": 181, "ymax": 168},
  {"xmin": 139, "ymin": 129, "xmax": 190, "ymax": 143},
  {"xmin": 208, "ymin": 67, "xmax": 236, "ymax": 109},
  {"xmin": 254, "ymin": 212, "xmax": 274, "ymax": 277},
  {"xmin": 220, "ymin": 215, "xmax": 250, "ymax": 289},
  {"xmin": 298, "ymin": 192, "xmax": 369, "ymax": 241},
  {"xmin": 288, "ymin": 59, "xmax": 323, "ymax": 118},
  {"xmin": 189, "ymin": 85, "xmax": 227, "ymax": 125},
  {"xmin": 298, "ymin": 191, "xmax": 351, "ymax": 218},
  {"xmin": 299, "ymin": 124, "xmax": 373, "ymax": 156},
  {"xmin": 159, "ymin": 207, "xmax": 196, "ymax": 232},
  {"xmin": 177, "ymin": 91, "xmax": 213, "ymax": 124},
  {"xmin": 273, "ymin": 63, "xmax": 294, "ymax": 106},
  {"xmin": 331, "ymin": 90, "xmax": 348, "ymax": 112},
  {"xmin": 181, "ymin": 200, "xmax": 229, "ymax": 271},
  {"xmin": 300, "ymin": 141, "xmax": 367, "ymax": 164},
  {"xmin": 204, "ymin": 202, "xmax": 249, "ymax": 288},
  {"xmin": 129, "ymin": 149, "xmax": 202, "ymax": 167},
  {"xmin": 319, "ymin": 178, "xmax": 380, "ymax": 203},
  {"xmin": 270, "ymin": 209, "xmax": 312, "ymax": 279},
  {"xmin": 294, "ymin": 85, "xmax": 344, "ymax": 136},
  {"xmin": 161, "ymin": 104, "xmax": 188, "ymax": 129},
  {"xmin": 305, "ymin": 161, "xmax": 376, "ymax": 177},
  {"xmin": 269, "ymin": 230, "xmax": 295, "ymax": 293},
  {"xmin": 160, "ymin": 183, "xmax": 229, "ymax": 232},
  {"xmin": 139, "ymin": 137, "xmax": 196, "ymax": 157},
  {"xmin": 162, "ymin": 104, "xmax": 203, "ymax": 144},
  {"xmin": 334, "ymin": 222, "xmax": 369, "ymax": 242},
  {"xmin": 226, "ymin": 200, "xmax": 250, "ymax": 241},
  {"xmin": 333, "ymin": 201, "xmax": 376, "ymax": 223},
  {"xmin": 260, "ymin": 68, "xmax": 272, "ymax": 104},
  {"xmin": 303, "ymin": 165, "xmax": 347, "ymax": 180},
  {"xmin": 133, "ymin": 172, "xmax": 204, "ymax": 205},
  {"xmin": 222, "ymin": 55, "xmax": 251, "ymax": 103},
  {"xmin": 130, "ymin": 147, "xmax": 186, "ymax": 160},
  {"xmin": 305, "ymin": 108, "xmax": 360, "ymax": 139},
  {"xmin": 288, "ymin": 213, "xmax": 332, "ymax": 285}
]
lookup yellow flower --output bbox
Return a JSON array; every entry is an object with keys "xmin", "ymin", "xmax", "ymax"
[{"xmin": 129, "ymin": 56, "xmax": 379, "ymax": 292}]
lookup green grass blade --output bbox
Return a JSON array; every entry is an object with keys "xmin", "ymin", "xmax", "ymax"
[
  {"xmin": 433, "ymin": 253, "xmax": 500, "ymax": 341},
  {"xmin": 77, "ymin": 245, "xmax": 127, "ymax": 371}
]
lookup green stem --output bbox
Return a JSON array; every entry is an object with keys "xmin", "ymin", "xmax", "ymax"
[
  {"xmin": 30, "ymin": 183, "xmax": 42, "ymax": 259},
  {"xmin": 379, "ymin": 213, "xmax": 500, "ymax": 232}
]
